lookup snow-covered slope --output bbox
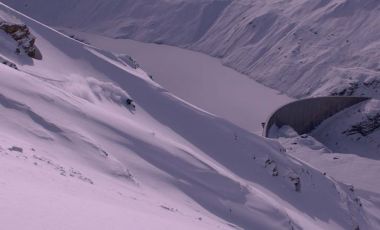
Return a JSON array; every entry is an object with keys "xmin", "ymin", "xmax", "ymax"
[
  {"xmin": 0, "ymin": 3, "xmax": 378, "ymax": 230},
  {"xmin": 277, "ymin": 129, "xmax": 380, "ymax": 229},
  {"xmin": 3, "ymin": 0, "xmax": 380, "ymax": 98},
  {"xmin": 313, "ymin": 99, "xmax": 380, "ymax": 157}
]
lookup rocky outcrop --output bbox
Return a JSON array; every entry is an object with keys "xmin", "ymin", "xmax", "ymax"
[
  {"xmin": 0, "ymin": 56, "xmax": 18, "ymax": 69},
  {"xmin": 0, "ymin": 21, "xmax": 42, "ymax": 60},
  {"xmin": 116, "ymin": 54, "xmax": 140, "ymax": 69},
  {"xmin": 343, "ymin": 113, "xmax": 380, "ymax": 137},
  {"xmin": 330, "ymin": 79, "xmax": 380, "ymax": 99}
]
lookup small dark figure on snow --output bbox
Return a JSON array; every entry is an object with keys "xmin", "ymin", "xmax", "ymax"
[{"xmin": 126, "ymin": 98, "xmax": 136, "ymax": 110}]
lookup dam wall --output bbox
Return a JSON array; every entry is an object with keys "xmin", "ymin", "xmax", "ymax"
[{"xmin": 264, "ymin": 96, "xmax": 370, "ymax": 138}]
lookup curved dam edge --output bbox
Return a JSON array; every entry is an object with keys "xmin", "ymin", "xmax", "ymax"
[{"xmin": 263, "ymin": 96, "xmax": 370, "ymax": 138}]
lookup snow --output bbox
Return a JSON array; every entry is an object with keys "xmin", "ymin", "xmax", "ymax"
[
  {"xmin": 278, "ymin": 133, "xmax": 380, "ymax": 228},
  {"xmin": 0, "ymin": 2, "xmax": 379, "ymax": 230},
  {"xmin": 275, "ymin": 99, "xmax": 380, "ymax": 228},
  {"xmin": 269, "ymin": 125, "xmax": 300, "ymax": 139}
]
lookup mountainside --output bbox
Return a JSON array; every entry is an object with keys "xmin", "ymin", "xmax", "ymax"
[
  {"xmin": 2, "ymin": 2, "xmax": 380, "ymax": 229},
  {"xmin": 3, "ymin": 0, "xmax": 380, "ymax": 98},
  {"xmin": 1, "ymin": 2, "xmax": 379, "ymax": 229}
]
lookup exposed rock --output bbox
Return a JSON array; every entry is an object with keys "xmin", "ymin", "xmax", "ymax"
[
  {"xmin": 8, "ymin": 146, "xmax": 23, "ymax": 152},
  {"xmin": 0, "ymin": 57, "xmax": 18, "ymax": 69},
  {"xmin": 264, "ymin": 158, "xmax": 279, "ymax": 176},
  {"xmin": 68, "ymin": 34, "xmax": 90, "ymax": 44},
  {"xmin": 330, "ymin": 82, "xmax": 359, "ymax": 96},
  {"xmin": 343, "ymin": 113, "xmax": 380, "ymax": 136},
  {"xmin": 330, "ymin": 79, "xmax": 380, "ymax": 98},
  {"xmin": 288, "ymin": 176, "xmax": 301, "ymax": 192},
  {"xmin": 117, "ymin": 54, "xmax": 140, "ymax": 69},
  {"xmin": 0, "ymin": 21, "xmax": 42, "ymax": 60}
]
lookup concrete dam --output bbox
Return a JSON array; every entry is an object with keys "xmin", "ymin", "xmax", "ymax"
[{"xmin": 263, "ymin": 96, "xmax": 370, "ymax": 138}]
